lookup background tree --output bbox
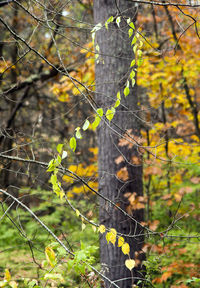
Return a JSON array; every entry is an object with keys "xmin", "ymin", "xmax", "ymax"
[{"xmin": 94, "ymin": 1, "xmax": 145, "ymax": 287}]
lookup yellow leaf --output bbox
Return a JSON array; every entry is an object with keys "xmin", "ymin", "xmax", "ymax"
[
  {"xmin": 110, "ymin": 228, "xmax": 117, "ymax": 235},
  {"xmin": 45, "ymin": 247, "xmax": 56, "ymax": 267},
  {"xmin": 125, "ymin": 259, "xmax": 135, "ymax": 271},
  {"xmin": 121, "ymin": 243, "xmax": 130, "ymax": 255},
  {"xmin": 106, "ymin": 232, "xmax": 116, "ymax": 245},
  {"xmin": 76, "ymin": 209, "xmax": 80, "ymax": 217},
  {"xmin": 4, "ymin": 269, "xmax": 11, "ymax": 282},
  {"xmin": 99, "ymin": 224, "xmax": 106, "ymax": 234},
  {"xmin": 59, "ymin": 190, "xmax": 65, "ymax": 200},
  {"xmin": 118, "ymin": 236, "xmax": 125, "ymax": 247}
]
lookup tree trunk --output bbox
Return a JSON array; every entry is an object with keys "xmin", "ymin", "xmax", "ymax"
[{"xmin": 94, "ymin": 1, "xmax": 145, "ymax": 287}]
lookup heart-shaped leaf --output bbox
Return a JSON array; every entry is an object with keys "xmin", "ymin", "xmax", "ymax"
[{"xmin": 125, "ymin": 259, "xmax": 135, "ymax": 271}]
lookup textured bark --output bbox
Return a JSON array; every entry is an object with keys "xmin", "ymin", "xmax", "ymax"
[{"xmin": 94, "ymin": 1, "xmax": 145, "ymax": 287}]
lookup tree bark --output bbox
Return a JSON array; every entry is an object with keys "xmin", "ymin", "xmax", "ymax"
[{"xmin": 94, "ymin": 1, "xmax": 145, "ymax": 287}]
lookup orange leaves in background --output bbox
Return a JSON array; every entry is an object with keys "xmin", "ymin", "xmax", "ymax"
[
  {"xmin": 144, "ymin": 166, "xmax": 162, "ymax": 177},
  {"xmin": 153, "ymin": 261, "xmax": 198, "ymax": 285},
  {"xmin": 125, "ymin": 192, "xmax": 146, "ymax": 214},
  {"xmin": 190, "ymin": 177, "xmax": 200, "ymax": 184},
  {"xmin": 118, "ymin": 129, "xmax": 145, "ymax": 149},
  {"xmin": 149, "ymin": 220, "xmax": 160, "ymax": 231},
  {"xmin": 140, "ymin": 220, "xmax": 160, "ymax": 231},
  {"xmin": 131, "ymin": 156, "xmax": 142, "ymax": 165},
  {"xmin": 116, "ymin": 167, "xmax": 129, "ymax": 181},
  {"xmin": 115, "ymin": 155, "xmax": 142, "ymax": 166},
  {"xmin": 115, "ymin": 155, "xmax": 124, "ymax": 165},
  {"xmin": 161, "ymin": 186, "xmax": 194, "ymax": 204}
]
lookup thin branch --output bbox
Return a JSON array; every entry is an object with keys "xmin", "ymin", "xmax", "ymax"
[
  {"xmin": 129, "ymin": 0, "xmax": 200, "ymax": 8},
  {"xmin": 0, "ymin": 0, "xmax": 13, "ymax": 8}
]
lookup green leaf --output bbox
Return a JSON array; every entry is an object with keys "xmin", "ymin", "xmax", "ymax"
[
  {"xmin": 76, "ymin": 250, "xmax": 87, "ymax": 262},
  {"xmin": 117, "ymin": 91, "xmax": 121, "ymax": 100},
  {"xmin": 137, "ymin": 49, "xmax": 142, "ymax": 57},
  {"xmin": 56, "ymin": 144, "xmax": 63, "ymax": 154},
  {"xmin": 50, "ymin": 174, "xmax": 57, "ymax": 185},
  {"xmin": 82, "ymin": 119, "xmax": 90, "ymax": 131},
  {"xmin": 96, "ymin": 44, "xmax": 100, "ymax": 52},
  {"xmin": 130, "ymin": 59, "xmax": 136, "ymax": 67},
  {"xmin": 124, "ymin": 87, "xmax": 130, "ymax": 97},
  {"xmin": 96, "ymin": 108, "xmax": 103, "ymax": 117},
  {"xmin": 47, "ymin": 159, "xmax": 55, "ymax": 172},
  {"xmin": 108, "ymin": 16, "xmax": 114, "ymax": 23},
  {"xmin": 75, "ymin": 127, "xmax": 82, "ymax": 139},
  {"xmin": 70, "ymin": 137, "xmax": 77, "ymax": 152},
  {"xmin": 92, "ymin": 108, "xmax": 103, "ymax": 129},
  {"xmin": 128, "ymin": 28, "xmax": 133, "ymax": 38},
  {"xmin": 56, "ymin": 155, "xmax": 61, "ymax": 165},
  {"xmin": 105, "ymin": 16, "xmax": 114, "ymax": 29},
  {"xmin": 92, "ymin": 115, "xmax": 101, "ymax": 129},
  {"xmin": 130, "ymin": 70, "xmax": 135, "ymax": 80},
  {"xmin": 131, "ymin": 78, "xmax": 136, "ymax": 87},
  {"xmin": 137, "ymin": 57, "xmax": 143, "ymax": 67},
  {"xmin": 106, "ymin": 107, "xmax": 115, "ymax": 121},
  {"xmin": 131, "ymin": 36, "xmax": 137, "ymax": 46},
  {"xmin": 114, "ymin": 99, "xmax": 120, "ymax": 108},
  {"xmin": 129, "ymin": 22, "xmax": 135, "ymax": 29},
  {"xmin": 116, "ymin": 16, "xmax": 121, "ymax": 27},
  {"xmin": 133, "ymin": 44, "xmax": 138, "ymax": 53}
]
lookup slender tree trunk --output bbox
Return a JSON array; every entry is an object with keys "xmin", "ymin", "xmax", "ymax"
[{"xmin": 94, "ymin": 1, "xmax": 145, "ymax": 287}]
